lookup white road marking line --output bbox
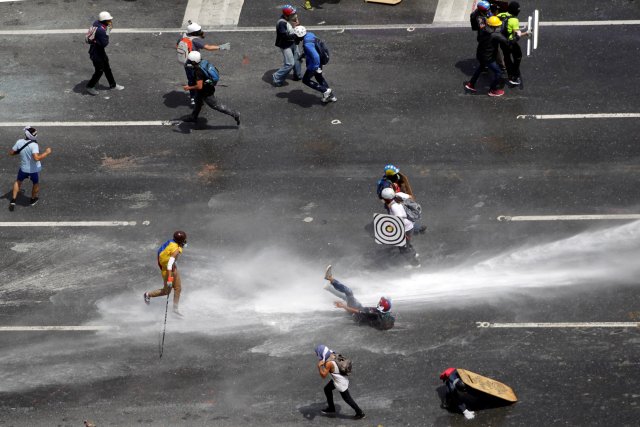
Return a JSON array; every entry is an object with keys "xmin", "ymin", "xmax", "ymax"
[
  {"xmin": 0, "ymin": 326, "xmax": 115, "ymax": 331},
  {"xmin": 497, "ymin": 214, "xmax": 640, "ymax": 222},
  {"xmin": 517, "ymin": 113, "xmax": 640, "ymax": 120},
  {"xmin": 477, "ymin": 322, "xmax": 639, "ymax": 328},
  {"xmin": 434, "ymin": 0, "xmax": 475, "ymax": 23},
  {"xmin": 1, "ymin": 20, "xmax": 639, "ymax": 35},
  {"xmin": 0, "ymin": 221, "xmax": 141, "ymax": 227},
  {"xmin": 182, "ymin": 0, "xmax": 204, "ymax": 27},
  {"xmin": 0, "ymin": 121, "xmax": 179, "ymax": 127}
]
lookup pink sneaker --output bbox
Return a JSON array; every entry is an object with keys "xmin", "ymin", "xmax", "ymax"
[{"xmin": 488, "ymin": 89, "xmax": 505, "ymax": 97}]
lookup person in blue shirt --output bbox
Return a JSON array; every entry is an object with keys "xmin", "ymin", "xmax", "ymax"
[
  {"xmin": 8, "ymin": 126, "xmax": 52, "ymax": 211},
  {"xmin": 294, "ymin": 26, "xmax": 337, "ymax": 103}
]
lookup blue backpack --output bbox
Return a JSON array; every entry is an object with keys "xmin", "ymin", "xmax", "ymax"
[{"xmin": 199, "ymin": 59, "xmax": 220, "ymax": 85}]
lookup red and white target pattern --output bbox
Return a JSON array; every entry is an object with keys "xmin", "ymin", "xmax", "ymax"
[{"xmin": 374, "ymin": 213, "xmax": 406, "ymax": 246}]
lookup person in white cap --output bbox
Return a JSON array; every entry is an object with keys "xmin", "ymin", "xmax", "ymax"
[
  {"xmin": 176, "ymin": 21, "xmax": 230, "ymax": 105},
  {"xmin": 85, "ymin": 11, "xmax": 124, "ymax": 95},
  {"xmin": 8, "ymin": 126, "xmax": 52, "ymax": 211}
]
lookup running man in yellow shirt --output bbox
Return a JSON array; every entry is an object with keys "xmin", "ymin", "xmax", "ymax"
[{"xmin": 144, "ymin": 231, "xmax": 187, "ymax": 317}]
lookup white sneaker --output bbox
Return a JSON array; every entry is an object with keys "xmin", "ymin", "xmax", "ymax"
[
  {"xmin": 321, "ymin": 88, "xmax": 332, "ymax": 102},
  {"xmin": 324, "ymin": 265, "xmax": 333, "ymax": 281},
  {"xmin": 86, "ymin": 87, "xmax": 99, "ymax": 96},
  {"xmin": 110, "ymin": 84, "xmax": 125, "ymax": 91},
  {"xmin": 463, "ymin": 409, "xmax": 476, "ymax": 420}
]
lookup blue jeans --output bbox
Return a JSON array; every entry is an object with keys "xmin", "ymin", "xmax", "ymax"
[
  {"xmin": 470, "ymin": 60, "xmax": 503, "ymax": 91},
  {"xmin": 302, "ymin": 68, "xmax": 328, "ymax": 93},
  {"xmin": 330, "ymin": 279, "xmax": 363, "ymax": 310},
  {"xmin": 273, "ymin": 46, "xmax": 301, "ymax": 84}
]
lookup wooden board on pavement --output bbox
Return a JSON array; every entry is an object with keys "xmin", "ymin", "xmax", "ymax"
[
  {"xmin": 365, "ymin": 0, "xmax": 402, "ymax": 5},
  {"xmin": 457, "ymin": 369, "xmax": 518, "ymax": 402}
]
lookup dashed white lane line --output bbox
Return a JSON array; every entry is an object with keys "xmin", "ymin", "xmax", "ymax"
[
  {"xmin": 0, "ymin": 121, "xmax": 178, "ymax": 127},
  {"xmin": 497, "ymin": 214, "xmax": 640, "ymax": 222},
  {"xmin": 434, "ymin": 0, "xmax": 475, "ymax": 23},
  {"xmin": 0, "ymin": 221, "xmax": 142, "ymax": 227},
  {"xmin": 477, "ymin": 322, "xmax": 639, "ymax": 328},
  {"xmin": 518, "ymin": 113, "xmax": 640, "ymax": 120},
  {"xmin": 0, "ymin": 326, "xmax": 115, "ymax": 331},
  {"xmin": 1, "ymin": 20, "xmax": 639, "ymax": 35}
]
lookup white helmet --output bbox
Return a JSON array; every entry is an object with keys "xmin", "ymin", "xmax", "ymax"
[
  {"xmin": 293, "ymin": 25, "xmax": 307, "ymax": 38},
  {"xmin": 98, "ymin": 11, "xmax": 113, "ymax": 21},
  {"xmin": 187, "ymin": 50, "xmax": 202, "ymax": 63},
  {"xmin": 186, "ymin": 22, "xmax": 202, "ymax": 33},
  {"xmin": 381, "ymin": 188, "xmax": 396, "ymax": 200}
]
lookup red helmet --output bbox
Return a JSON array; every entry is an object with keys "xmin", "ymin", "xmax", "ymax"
[
  {"xmin": 173, "ymin": 230, "xmax": 187, "ymax": 246},
  {"xmin": 377, "ymin": 296, "xmax": 392, "ymax": 313},
  {"xmin": 282, "ymin": 5, "xmax": 296, "ymax": 16}
]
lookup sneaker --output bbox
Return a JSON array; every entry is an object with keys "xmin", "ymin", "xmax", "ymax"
[
  {"xmin": 488, "ymin": 89, "xmax": 505, "ymax": 97},
  {"xmin": 9, "ymin": 199, "xmax": 16, "ymax": 212},
  {"xmin": 417, "ymin": 225, "xmax": 427, "ymax": 234},
  {"xmin": 324, "ymin": 265, "xmax": 333, "ymax": 281},
  {"xmin": 143, "ymin": 292, "xmax": 150, "ymax": 305},
  {"xmin": 86, "ymin": 87, "xmax": 99, "ymax": 96},
  {"xmin": 29, "ymin": 197, "xmax": 39, "ymax": 206},
  {"xmin": 272, "ymin": 79, "xmax": 284, "ymax": 87},
  {"xmin": 321, "ymin": 88, "xmax": 332, "ymax": 102},
  {"xmin": 353, "ymin": 413, "xmax": 366, "ymax": 420},
  {"xmin": 190, "ymin": 98, "xmax": 195, "ymax": 106},
  {"xmin": 320, "ymin": 408, "xmax": 336, "ymax": 415},
  {"xmin": 291, "ymin": 75, "xmax": 301, "ymax": 81},
  {"xmin": 173, "ymin": 308, "xmax": 184, "ymax": 318},
  {"xmin": 463, "ymin": 81, "xmax": 476, "ymax": 93},
  {"xmin": 508, "ymin": 77, "xmax": 521, "ymax": 86},
  {"xmin": 110, "ymin": 84, "xmax": 125, "ymax": 91},
  {"xmin": 234, "ymin": 112, "xmax": 241, "ymax": 126}
]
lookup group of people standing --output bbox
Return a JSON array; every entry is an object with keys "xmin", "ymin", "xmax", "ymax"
[{"xmin": 465, "ymin": 0, "xmax": 529, "ymax": 97}]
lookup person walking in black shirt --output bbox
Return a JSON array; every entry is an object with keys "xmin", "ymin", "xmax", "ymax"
[
  {"xmin": 85, "ymin": 11, "xmax": 123, "ymax": 95},
  {"xmin": 464, "ymin": 16, "xmax": 509, "ymax": 97}
]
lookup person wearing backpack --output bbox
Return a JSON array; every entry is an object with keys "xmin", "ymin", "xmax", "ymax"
[
  {"xmin": 464, "ymin": 15, "xmax": 509, "ymax": 97},
  {"xmin": 181, "ymin": 51, "xmax": 240, "ymax": 126},
  {"xmin": 470, "ymin": 1, "xmax": 492, "ymax": 38},
  {"xmin": 176, "ymin": 21, "xmax": 230, "ymax": 105},
  {"xmin": 497, "ymin": 2, "xmax": 528, "ymax": 86},
  {"xmin": 381, "ymin": 187, "xmax": 420, "ymax": 267},
  {"xmin": 85, "ymin": 11, "xmax": 124, "ymax": 96},
  {"xmin": 315, "ymin": 344, "xmax": 365, "ymax": 420},
  {"xmin": 292, "ymin": 26, "xmax": 337, "ymax": 103},
  {"xmin": 144, "ymin": 231, "xmax": 188, "ymax": 317},
  {"xmin": 272, "ymin": 5, "xmax": 302, "ymax": 87},
  {"xmin": 8, "ymin": 127, "xmax": 52, "ymax": 211},
  {"xmin": 323, "ymin": 266, "xmax": 395, "ymax": 330}
]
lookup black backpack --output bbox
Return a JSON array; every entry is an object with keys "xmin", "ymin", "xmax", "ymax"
[
  {"xmin": 334, "ymin": 354, "xmax": 352, "ymax": 376},
  {"xmin": 314, "ymin": 37, "xmax": 330, "ymax": 65}
]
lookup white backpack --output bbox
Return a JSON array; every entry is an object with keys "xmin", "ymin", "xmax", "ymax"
[
  {"xmin": 85, "ymin": 25, "xmax": 98, "ymax": 44},
  {"xmin": 176, "ymin": 36, "xmax": 195, "ymax": 64}
]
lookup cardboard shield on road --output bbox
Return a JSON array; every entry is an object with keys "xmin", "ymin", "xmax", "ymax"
[{"xmin": 457, "ymin": 369, "xmax": 518, "ymax": 402}]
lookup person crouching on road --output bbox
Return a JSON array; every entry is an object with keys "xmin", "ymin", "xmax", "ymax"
[
  {"xmin": 315, "ymin": 344, "xmax": 365, "ymax": 420},
  {"xmin": 177, "ymin": 21, "xmax": 231, "ymax": 105},
  {"xmin": 440, "ymin": 368, "xmax": 476, "ymax": 420},
  {"xmin": 464, "ymin": 15, "xmax": 509, "ymax": 97},
  {"xmin": 8, "ymin": 126, "xmax": 52, "ymax": 211},
  {"xmin": 294, "ymin": 26, "xmax": 337, "ymax": 103},
  {"xmin": 181, "ymin": 51, "xmax": 240, "ymax": 126},
  {"xmin": 85, "ymin": 11, "xmax": 124, "ymax": 95},
  {"xmin": 144, "ymin": 231, "xmax": 188, "ymax": 317},
  {"xmin": 323, "ymin": 265, "xmax": 395, "ymax": 330}
]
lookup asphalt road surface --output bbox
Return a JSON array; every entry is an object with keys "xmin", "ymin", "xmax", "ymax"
[{"xmin": 1, "ymin": 1, "xmax": 639, "ymax": 426}]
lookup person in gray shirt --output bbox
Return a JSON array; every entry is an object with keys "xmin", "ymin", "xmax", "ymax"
[{"xmin": 8, "ymin": 126, "xmax": 52, "ymax": 211}]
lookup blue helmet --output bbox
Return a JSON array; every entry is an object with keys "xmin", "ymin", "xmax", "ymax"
[
  {"xmin": 477, "ymin": 1, "xmax": 490, "ymax": 12},
  {"xmin": 315, "ymin": 344, "xmax": 333, "ymax": 361},
  {"xmin": 384, "ymin": 164, "xmax": 400, "ymax": 176}
]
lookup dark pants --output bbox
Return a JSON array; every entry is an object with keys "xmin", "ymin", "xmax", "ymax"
[
  {"xmin": 87, "ymin": 57, "xmax": 116, "ymax": 88},
  {"xmin": 185, "ymin": 66, "xmax": 196, "ymax": 99},
  {"xmin": 502, "ymin": 41, "xmax": 522, "ymax": 80},
  {"xmin": 470, "ymin": 60, "xmax": 503, "ymax": 91},
  {"xmin": 192, "ymin": 89, "xmax": 238, "ymax": 120},
  {"xmin": 444, "ymin": 371, "xmax": 468, "ymax": 413},
  {"xmin": 302, "ymin": 68, "xmax": 329, "ymax": 93},
  {"xmin": 324, "ymin": 381, "xmax": 364, "ymax": 416},
  {"xmin": 330, "ymin": 279, "xmax": 363, "ymax": 310}
]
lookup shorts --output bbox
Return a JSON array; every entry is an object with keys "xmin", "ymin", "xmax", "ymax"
[{"xmin": 17, "ymin": 169, "xmax": 39, "ymax": 184}]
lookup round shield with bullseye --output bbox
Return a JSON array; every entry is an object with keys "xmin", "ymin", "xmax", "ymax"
[{"xmin": 373, "ymin": 213, "xmax": 406, "ymax": 246}]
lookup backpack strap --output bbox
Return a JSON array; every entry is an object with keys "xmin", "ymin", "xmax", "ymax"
[{"xmin": 15, "ymin": 140, "xmax": 34, "ymax": 154}]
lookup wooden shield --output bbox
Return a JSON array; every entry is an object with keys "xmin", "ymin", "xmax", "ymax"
[{"xmin": 457, "ymin": 369, "xmax": 518, "ymax": 402}]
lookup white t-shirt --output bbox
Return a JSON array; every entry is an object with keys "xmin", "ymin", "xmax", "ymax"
[
  {"xmin": 329, "ymin": 361, "xmax": 349, "ymax": 392},
  {"xmin": 12, "ymin": 139, "xmax": 41, "ymax": 173},
  {"xmin": 389, "ymin": 200, "xmax": 414, "ymax": 232}
]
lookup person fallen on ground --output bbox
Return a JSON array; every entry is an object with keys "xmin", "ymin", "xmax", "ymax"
[
  {"xmin": 144, "ymin": 231, "xmax": 188, "ymax": 317},
  {"xmin": 181, "ymin": 51, "xmax": 240, "ymax": 125},
  {"xmin": 497, "ymin": 1, "xmax": 529, "ymax": 86},
  {"xmin": 315, "ymin": 344, "xmax": 365, "ymax": 420},
  {"xmin": 323, "ymin": 265, "xmax": 395, "ymax": 330},
  {"xmin": 272, "ymin": 5, "xmax": 303, "ymax": 86},
  {"xmin": 440, "ymin": 367, "xmax": 476, "ymax": 420},
  {"xmin": 176, "ymin": 21, "xmax": 231, "ymax": 105},
  {"xmin": 294, "ymin": 25, "xmax": 337, "ymax": 103},
  {"xmin": 381, "ymin": 188, "xmax": 421, "ymax": 266},
  {"xmin": 8, "ymin": 126, "xmax": 52, "ymax": 211},
  {"xmin": 463, "ymin": 15, "xmax": 510, "ymax": 97},
  {"xmin": 85, "ymin": 11, "xmax": 124, "ymax": 95}
]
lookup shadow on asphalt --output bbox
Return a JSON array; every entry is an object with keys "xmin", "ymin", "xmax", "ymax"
[
  {"xmin": 163, "ymin": 90, "xmax": 191, "ymax": 108},
  {"xmin": 172, "ymin": 118, "xmax": 238, "ymax": 134},
  {"xmin": 298, "ymin": 402, "xmax": 353, "ymax": 420},
  {"xmin": 276, "ymin": 89, "xmax": 323, "ymax": 108},
  {"xmin": 72, "ymin": 80, "xmax": 111, "ymax": 95},
  {"xmin": 455, "ymin": 58, "xmax": 478, "ymax": 77}
]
